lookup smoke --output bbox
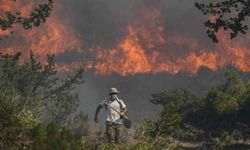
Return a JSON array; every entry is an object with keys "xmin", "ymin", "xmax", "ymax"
[
  {"xmin": 78, "ymin": 67, "xmax": 243, "ymax": 124},
  {"xmin": 55, "ymin": 0, "xmax": 250, "ymax": 75},
  {"xmin": 1, "ymin": 0, "xmax": 250, "ymax": 75},
  {"xmin": 1, "ymin": 0, "xmax": 250, "ymax": 123}
]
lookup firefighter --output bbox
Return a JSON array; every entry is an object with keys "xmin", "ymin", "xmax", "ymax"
[{"xmin": 94, "ymin": 88, "xmax": 128, "ymax": 143}]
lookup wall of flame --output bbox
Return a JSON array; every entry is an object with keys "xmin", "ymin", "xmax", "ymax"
[{"xmin": 0, "ymin": 0, "xmax": 250, "ymax": 76}]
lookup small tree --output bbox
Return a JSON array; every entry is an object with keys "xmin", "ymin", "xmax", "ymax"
[
  {"xmin": 0, "ymin": 52, "xmax": 85, "ymax": 149},
  {"xmin": 0, "ymin": 52, "xmax": 84, "ymax": 125},
  {"xmin": 151, "ymin": 89, "xmax": 200, "ymax": 119},
  {"xmin": 154, "ymin": 103, "xmax": 181, "ymax": 137}
]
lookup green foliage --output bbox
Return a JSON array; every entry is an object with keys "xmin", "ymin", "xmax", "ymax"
[
  {"xmin": 131, "ymin": 137, "xmax": 178, "ymax": 150},
  {"xmin": 137, "ymin": 103, "xmax": 181, "ymax": 137},
  {"xmin": 0, "ymin": 0, "xmax": 54, "ymax": 39},
  {"xmin": 90, "ymin": 138, "xmax": 178, "ymax": 150},
  {"xmin": 151, "ymin": 89, "xmax": 200, "ymax": 118},
  {"xmin": 224, "ymin": 70, "xmax": 248, "ymax": 105},
  {"xmin": 206, "ymin": 71, "xmax": 248, "ymax": 121},
  {"xmin": 0, "ymin": 52, "xmax": 85, "ymax": 149},
  {"xmin": 31, "ymin": 123, "xmax": 82, "ymax": 150},
  {"xmin": 215, "ymin": 95, "xmax": 238, "ymax": 115},
  {"xmin": 16, "ymin": 108, "xmax": 41, "ymax": 129},
  {"xmin": 195, "ymin": 0, "xmax": 250, "ymax": 42},
  {"xmin": 68, "ymin": 70, "xmax": 250, "ymax": 149},
  {"xmin": 205, "ymin": 87, "xmax": 239, "ymax": 115},
  {"xmin": 196, "ymin": 70, "xmax": 250, "ymax": 130},
  {"xmin": 136, "ymin": 104, "xmax": 181, "ymax": 138},
  {"xmin": 66, "ymin": 111, "xmax": 90, "ymax": 137},
  {"xmin": 149, "ymin": 70, "xmax": 250, "ymax": 141},
  {"xmin": 211, "ymin": 132, "xmax": 232, "ymax": 150},
  {"xmin": 0, "ymin": 99, "xmax": 29, "ymax": 149},
  {"xmin": 2, "ymin": 53, "xmax": 250, "ymax": 149},
  {"xmin": 97, "ymin": 143, "xmax": 129, "ymax": 150},
  {"xmin": 155, "ymin": 103, "xmax": 181, "ymax": 136},
  {"xmin": 136, "ymin": 119, "xmax": 156, "ymax": 138},
  {"xmin": 0, "ymin": 52, "xmax": 84, "ymax": 124}
]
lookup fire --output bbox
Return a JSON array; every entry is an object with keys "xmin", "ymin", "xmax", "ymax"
[
  {"xmin": 1, "ymin": 2, "xmax": 250, "ymax": 76},
  {"xmin": 93, "ymin": 8, "xmax": 168, "ymax": 75},
  {"xmin": 0, "ymin": 29, "xmax": 12, "ymax": 37},
  {"xmin": 0, "ymin": 0, "xmax": 82, "ymax": 63},
  {"xmin": 90, "ymin": 8, "xmax": 250, "ymax": 76},
  {"xmin": 91, "ymin": 8, "xmax": 220, "ymax": 75}
]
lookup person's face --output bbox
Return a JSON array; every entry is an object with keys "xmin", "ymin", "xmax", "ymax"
[{"xmin": 110, "ymin": 94, "xmax": 116, "ymax": 101}]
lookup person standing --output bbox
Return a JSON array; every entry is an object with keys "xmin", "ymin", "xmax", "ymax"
[{"xmin": 94, "ymin": 88, "xmax": 128, "ymax": 143}]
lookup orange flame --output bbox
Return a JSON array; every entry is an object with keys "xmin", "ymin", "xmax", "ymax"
[
  {"xmin": 1, "ymin": 3, "xmax": 250, "ymax": 76},
  {"xmin": 0, "ymin": 0, "xmax": 82, "ymax": 63},
  {"xmin": 90, "ymin": 8, "xmax": 250, "ymax": 75}
]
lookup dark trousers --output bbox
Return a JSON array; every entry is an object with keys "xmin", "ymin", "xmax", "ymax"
[{"xmin": 106, "ymin": 121, "xmax": 121, "ymax": 143}]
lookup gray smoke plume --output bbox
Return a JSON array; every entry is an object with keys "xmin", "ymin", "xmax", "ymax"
[
  {"xmin": 76, "ymin": 68, "xmax": 229, "ymax": 125},
  {"xmin": 2, "ymin": 0, "xmax": 250, "ymax": 125},
  {"xmin": 55, "ymin": 0, "xmax": 250, "ymax": 124}
]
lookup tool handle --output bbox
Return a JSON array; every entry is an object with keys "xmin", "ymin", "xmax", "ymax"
[{"xmin": 105, "ymin": 103, "xmax": 128, "ymax": 119}]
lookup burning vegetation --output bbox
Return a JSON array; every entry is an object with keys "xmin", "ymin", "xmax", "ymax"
[
  {"xmin": 2, "ymin": 1, "xmax": 250, "ymax": 150},
  {"xmin": 0, "ymin": 1, "xmax": 250, "ymax": 76}
]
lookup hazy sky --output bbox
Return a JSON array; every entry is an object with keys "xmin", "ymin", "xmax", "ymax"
[
  {"xmin": 54, "ymin": 0, "xmax": 250, "ymax": 124},
  {"xmin": 1, "ymin": 0, "xmax": 250, "ymax": 125}
]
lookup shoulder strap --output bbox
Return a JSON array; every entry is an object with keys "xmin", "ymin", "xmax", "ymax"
[{"xmin": 115, "ymin": 98, "xmax": 123, "ymax": 111}]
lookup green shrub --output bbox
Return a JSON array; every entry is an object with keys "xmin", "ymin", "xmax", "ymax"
[
  {"xmin": 30, "ymin": 123, "xmax": 83, "ymax": 150},
  {"xmin": 154, "ymin": 103, "xmax": 181, "ymax": 137},
  {"xmin": 98, "ymin": 143, "xmax": 129, "ymax": 150},
  {"xmin": 131, "ymin": 137, "xmax": 178, "ymax": 150},
  {"xmin": 136, "ymin": 119, "xmax": 156, "ymax": 138}
]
